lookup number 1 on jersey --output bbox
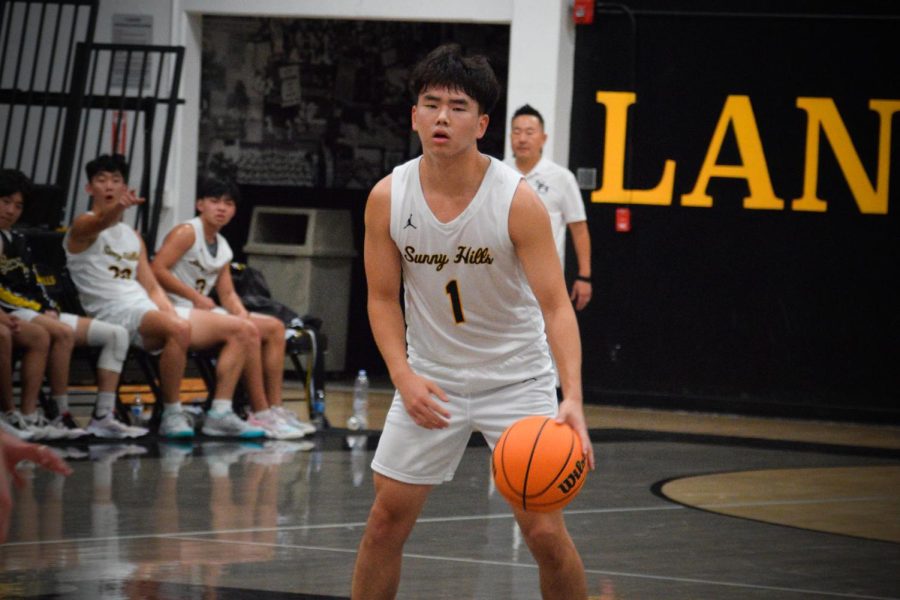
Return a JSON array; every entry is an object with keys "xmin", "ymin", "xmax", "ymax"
[{"xmin": 445, "ymin": 280, "xmax": 465, "ymax": 324}]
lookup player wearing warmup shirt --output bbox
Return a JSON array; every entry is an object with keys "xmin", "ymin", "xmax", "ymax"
[
  {"xmin": 0, "ymin": 169, "xmax": 141, "ymax": 440},
  {"xmin": 65, "ymin": 154, "xmax": 262, "ymax": 439},
  {"xmin": 508, "ymin": 104, "xmax": 592, "ymax": 311},
  {"xmin": 151, "ymin": 178, "xmax": 311, "ymax": 440},
  {"xmin": 351, "ymin": 44, "xmax": 595, "ymax": 600}
]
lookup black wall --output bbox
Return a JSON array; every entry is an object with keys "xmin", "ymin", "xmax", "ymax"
[{"xmin": 568, "ymin": 1, "xmax": 899, "ymax": 419}]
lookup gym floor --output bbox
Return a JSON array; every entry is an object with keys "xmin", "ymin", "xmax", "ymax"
[{"xmin": 1, "ymin": 385, "xmax": 898, "ymax": 599}]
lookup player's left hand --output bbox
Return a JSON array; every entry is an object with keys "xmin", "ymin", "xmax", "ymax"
[
  {"xmin": 555, "ymin": 400, "xmax": 595, "ymax": 471},
  {"xmin": 570, "ymin": 281, "xmax": 592, "ymax": 311}
]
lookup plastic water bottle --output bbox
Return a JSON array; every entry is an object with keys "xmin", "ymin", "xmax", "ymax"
[
  {"xmin": 312, "ymin": 389, "xmax": 326, "ymax": 429},
  {"xmin": 348, "ymin": 369, "xmax": 369, "ymax": 430},
  {"xmin": 131, "ymin": 394, "xmax": 143, "ymax": 425}
]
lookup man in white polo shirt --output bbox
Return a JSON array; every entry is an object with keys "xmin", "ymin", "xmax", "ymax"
[{"xmin": 508, "ymin": 104, "xmax": 593, "ymax": 311}]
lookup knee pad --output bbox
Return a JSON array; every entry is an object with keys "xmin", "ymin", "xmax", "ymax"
[{"xmin": 86, "ymin": 319, "xmax": 129, "ymax": 373}]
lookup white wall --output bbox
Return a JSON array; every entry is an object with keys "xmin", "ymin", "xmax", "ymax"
[
  {"xmin": 506, "ymin": 0, "xmax": 576, "ymax": 166},
  {"xmin": 91, "ymin": 0, "xmax": 576, "ymax": 240}
]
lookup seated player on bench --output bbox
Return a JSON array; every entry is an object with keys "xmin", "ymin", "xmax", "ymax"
[
  {"xmin": 0, "ymin": 169, "xmax": 144, "ymax": 439},
  {"xmin": 151, "ymin": 177, "xmax": 314, "ymax": 439}
]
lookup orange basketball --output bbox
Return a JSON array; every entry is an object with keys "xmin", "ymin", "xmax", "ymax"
[{"xmin": 491, "ymin": 415, "xmax": 588, "ymax": 512}]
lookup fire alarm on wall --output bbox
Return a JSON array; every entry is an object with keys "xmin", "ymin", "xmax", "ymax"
[
  {"xmin": 615, "ymin": 207, "xmax": 631, "ymax": 233},
  {"xmin": 573, "ymin": 0, "xmax": 594, "ymax": 24}
]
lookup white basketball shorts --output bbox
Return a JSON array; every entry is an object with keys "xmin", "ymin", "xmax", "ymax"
[{"xmin": 371, "ymin": 343, "xmax": 557, "ymax": 485}]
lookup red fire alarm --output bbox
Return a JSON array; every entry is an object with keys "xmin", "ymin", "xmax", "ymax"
[
  {"xmin": 573, "ymin": 0, "xmax": 594, "ymax": 24},
  {"xmin": 615, "ymin": 207, "xmax": 631, "ymax": 232}
]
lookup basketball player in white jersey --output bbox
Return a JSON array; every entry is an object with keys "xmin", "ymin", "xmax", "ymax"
[
  {"xmin": 150, "ymin": 178, "xmax": 310, "ymax": 439},
  {"xmin": 65, "ymin": 155, "xmax": 259, "ymax": 439},
  {"xmin": 351, "ymin": 44, "xmax": 595, "ymax": 600}
]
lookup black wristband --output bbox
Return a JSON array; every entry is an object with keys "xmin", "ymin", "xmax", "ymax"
[{"xmin": 575, "ymin": 275, "xmax": 592, "ymax": 283}]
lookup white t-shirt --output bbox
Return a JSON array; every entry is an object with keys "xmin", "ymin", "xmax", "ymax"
[
  {"xmin": 390, "ymin": 156, "xmax": 550, "ymax": 368},
  {"xmin": 166, "ymin": 217, "xmax": 233, "ymax": 308},
  {"xmin": 64, "ymin": 219, "xmax": 152, "ymax": 317},
  {"xmin": 507, "ymin": 156, "xmax": 586, "ymax": 268}
]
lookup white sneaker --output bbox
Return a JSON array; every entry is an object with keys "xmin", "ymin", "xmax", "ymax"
[
  {"xmin": 160, "ymin": 410, "xmax": 195, "ymax": 438},
  {"xmin": 271, "ymin": 405, "xmax": 317, "ymax": 435},
  {"xmin": 248, "ymin": 411, "xmax": 306, "ymax": 440},
  {"xmin": 87, "ymin": 413, "xmax": 148, "ymax": 439},
  {"xmin": 201, "ymin": 410, "xmax": 266, "ymax": 439},
  {"xmin": 22, "ymin": 412, "xmax": 68, "ymax": 441},
  {"xmin": 50, "ymin": 413, "xmax": 89, "ymax": 439},
  {"xmin": 1, "ymin": 412, "xmax": 34, "ymax": 440}
]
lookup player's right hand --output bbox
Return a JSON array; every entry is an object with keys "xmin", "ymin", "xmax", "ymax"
[
  {"xmin": 394, "ymin": 371, "xmax": 450, "ymax": 429},
  {"xmin": 120, "ymin": 188, "xmax": 146, "ymax": 207}
]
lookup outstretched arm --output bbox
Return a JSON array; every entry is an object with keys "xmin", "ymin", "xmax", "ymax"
[
  {"xmin": 66, "ymin": 188, "xmax": 144, "ymax": 254},
  {"xmin": 509, "ymin": 181, "xmax": 595, "ymax": 470},
  {"xmin": 364, "ymin": 175, "xmax": 449, "ymax": 429}
]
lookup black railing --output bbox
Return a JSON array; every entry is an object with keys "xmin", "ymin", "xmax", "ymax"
[
  {"xmin": 1, "ymin": 1, "xmax": 184, "ymax": 246},
  {"xmin": 60, "ymin": 42, "xmax": 184, "ymax": 245}
]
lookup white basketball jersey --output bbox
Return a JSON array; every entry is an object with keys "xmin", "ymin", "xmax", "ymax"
[
  {"xmin": 390, "ymin": 156, "xmax": 549, "ymax": 367},
  {"xmin": 64, "ymin": 219, "xmax": 151, "ymax": 318},
  {"xmin": 166, "ymin": 217, "xmax": 233, "ymax": 308}
]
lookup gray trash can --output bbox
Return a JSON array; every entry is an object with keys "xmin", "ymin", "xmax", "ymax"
[{"xmin": 243, "ymin": 207, "xmax": 357, "ymax": 372}]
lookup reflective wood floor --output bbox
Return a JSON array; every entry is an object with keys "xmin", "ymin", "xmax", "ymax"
[{"xmin": 1, "ymin": 386, "xmax": 898, "ymax": 599}]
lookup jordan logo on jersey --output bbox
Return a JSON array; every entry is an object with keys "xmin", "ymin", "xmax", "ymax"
[
  {"xmin": 404, "ymin": 213, "xmax": 417, "ymax": 229},
  {"xmin": 534, "ymin": 179, "xmax": 550, "ymax": 194}
]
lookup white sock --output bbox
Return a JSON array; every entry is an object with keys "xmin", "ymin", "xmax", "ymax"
[
  {"xmin": 254, "ymin": 408, "xmax": 272, "ymax": 419},
  {"xmin": 211, "ymin": 399, "xmax": 232, "ymax": 414},
  {"xmin": 94, "ymin": 393, "xmax": 116, "ymax": 417},
  {"xmin": 53, "ymin": 395, "xmax": 69, "ymax": 414},
  {"xmin": 163, "ymin": 403, "xmax": 183, "ymax": 416}
]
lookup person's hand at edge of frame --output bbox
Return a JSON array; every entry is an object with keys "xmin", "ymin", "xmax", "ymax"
[{"xmin": 0, "ymin": 432, "xmax": 73, "ymax": 543}]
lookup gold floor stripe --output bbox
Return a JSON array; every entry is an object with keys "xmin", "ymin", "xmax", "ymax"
[{"xmin": 661, "ymin": 465, "xmax": 900, "ymax": 542}]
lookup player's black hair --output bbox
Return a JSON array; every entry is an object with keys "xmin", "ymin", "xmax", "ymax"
[
  {"xmin": 512, "ymin": 104, "xmax": 545, "ymax": 129},
  {"xmin": 196, "ymin": 177, "xmax": 240, "ymax": 204},
  {"xmin": 409, "ymin": 43, "xmax": 500, "ymax": 115},
  {"xmin": 85, "ymin": 154, "xmax": 129, "ymax": 181},
  {"xmin": 0, "ymin": 169, "xmax": 32, "ymax": 200}
]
